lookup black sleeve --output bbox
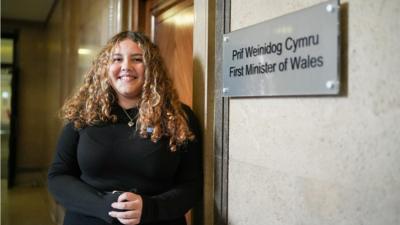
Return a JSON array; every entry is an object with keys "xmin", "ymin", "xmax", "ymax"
[
  {"xmin": 140, "ymin": 105, "xmax": 203, "ymax": 223},
  {"xmin": 47, "ymin": 122, "xmax": 120, "ymax": 223}
]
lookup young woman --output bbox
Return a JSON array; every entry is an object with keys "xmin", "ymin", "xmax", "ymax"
[{"xmin": 48, "ymin": 31, "xmax": 202, "ymax": 225}]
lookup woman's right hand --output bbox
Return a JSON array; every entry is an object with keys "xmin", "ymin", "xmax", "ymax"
[{"xmin": 108, "ymin": 192, "xmax": 143, "ymax": 225}]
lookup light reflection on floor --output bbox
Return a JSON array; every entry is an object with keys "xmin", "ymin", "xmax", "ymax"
[{"xmin": 1, "ymin": 178, "xmax": 56, "ymax": 225}]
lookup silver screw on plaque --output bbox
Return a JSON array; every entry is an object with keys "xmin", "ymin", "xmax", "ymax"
[
  {"xmin": 326, "ymin": 80, "xmax": 338, "ymax": 90},
  {"xmin": 223, "ymin": 36, "xmax": 229, "ymax": 42},
  {"xmin": 223, "ymin": 87, "xmax": 229, "ymax": 93},
  {"xmin": 326, "ymin": 4, "xmax": 334, "ymax": 13}
]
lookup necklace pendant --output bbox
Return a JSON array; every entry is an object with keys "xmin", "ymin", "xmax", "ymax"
[{"xmin": 128, "ymin": 121, "xmax": 134, "ymax": 127}]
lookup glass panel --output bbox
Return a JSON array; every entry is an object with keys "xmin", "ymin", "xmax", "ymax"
[
  {"xmin": 1, "ymin": 38, "xmax": 13, "ymax": 224},
  {"xmin": 1, "ymin": 39, "xmax": 14, "ymax": 64},
  {"xmin": 1, "ymin": 67, "xmax": 12, "ymax": 180}
]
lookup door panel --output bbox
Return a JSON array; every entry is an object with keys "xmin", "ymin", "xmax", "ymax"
[
  {"xmin": 143, "ymin": 0, "xmax": 194, "ymax": 107},
  {"xmin": 154, "ymin": 4, "xmax": 193, "ymax": 107}
]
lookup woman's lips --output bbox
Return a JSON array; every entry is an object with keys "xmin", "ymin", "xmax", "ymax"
[{"xmin": 118, "ymin": 74, "xmax": 138, "ymax": 81}]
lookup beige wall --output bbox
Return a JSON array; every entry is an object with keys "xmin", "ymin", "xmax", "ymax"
[
  {"xmin": 0, "ymin": 21, "xmax": 48, "ymax": 172},
  {"xmin": 227, "ymin": 0, "xmax": 400, "ymax": 224}
]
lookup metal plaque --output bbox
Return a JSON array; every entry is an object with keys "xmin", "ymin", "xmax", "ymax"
[{"xmin": 222, "ymin": 0, "xmax": 340, "ymax": 97}]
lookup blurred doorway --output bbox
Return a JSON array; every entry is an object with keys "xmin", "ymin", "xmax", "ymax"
[{"xmin": 1, "ymin": 34, "xmax": 18, "ymax": 187}]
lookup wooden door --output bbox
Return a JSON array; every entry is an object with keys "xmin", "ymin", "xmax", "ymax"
[{"xmin": 140, "ymin": 0, "xmax": 194, "ymax": 107}]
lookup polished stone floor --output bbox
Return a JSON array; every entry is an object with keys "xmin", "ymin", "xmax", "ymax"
[{"xmin": 1, "ymin": 178, "xmax": 56, "ymax": 225}]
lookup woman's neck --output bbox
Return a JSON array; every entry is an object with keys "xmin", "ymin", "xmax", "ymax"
[{"xmin": 118, "ymin": 99, "xmax": 138, "ymax": 109}]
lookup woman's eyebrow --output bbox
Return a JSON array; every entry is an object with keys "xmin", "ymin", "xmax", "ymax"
[
  {"xmin": 111, "ymin": 53, "xmax": 142, "ymax": 57},
  {"xmin": 131, "ymin": 53, "xmax": 143, "ymax": 57}
]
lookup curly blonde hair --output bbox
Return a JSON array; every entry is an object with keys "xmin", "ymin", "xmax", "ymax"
[{"xmin": 61, "ymin": 31, "xmax": 194, "ymax": 151}]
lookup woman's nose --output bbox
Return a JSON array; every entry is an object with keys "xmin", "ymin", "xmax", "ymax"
[{"xmin": 121, "ymin": 59, "xmax": 132, "ymax": 71}]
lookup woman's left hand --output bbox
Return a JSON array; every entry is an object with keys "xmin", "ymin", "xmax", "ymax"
[{"xmin": 109, "ymin": 192, "xmax": 143, "ymax": 225}]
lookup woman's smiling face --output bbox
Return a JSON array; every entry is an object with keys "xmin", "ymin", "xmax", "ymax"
[{"xmin": 108, "ymin": 39, "xmax": 145, "ymax": 107}]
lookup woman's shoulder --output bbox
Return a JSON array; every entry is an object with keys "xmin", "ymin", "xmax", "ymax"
[
  {"xmin": 180, "ymin": 103, "xmax": 192, "ymax": 113},
  {"xmin": 60, "ymin": 121, "xmax": 80, "ymax": 133},
  {"xmin": 62, "ymin": 119, "xmax": 111, "ymax": 131},
  {"xmin": 179, "ymin": 103, "xmax": 201, "ymax": 132},
  {"xmin": 180, "ymin": 103, "xmax": 196, "ymax": 120}
]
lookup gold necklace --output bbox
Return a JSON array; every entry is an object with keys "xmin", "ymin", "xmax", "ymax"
[{"xmin": 122, "ymin": 108, "xmax": 135, "ymax": 127}]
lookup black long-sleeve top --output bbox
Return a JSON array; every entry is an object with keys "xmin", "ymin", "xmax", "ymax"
[{"xmin": 48, "ymin": 104, "xmax": 203, "ymax": 225}]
